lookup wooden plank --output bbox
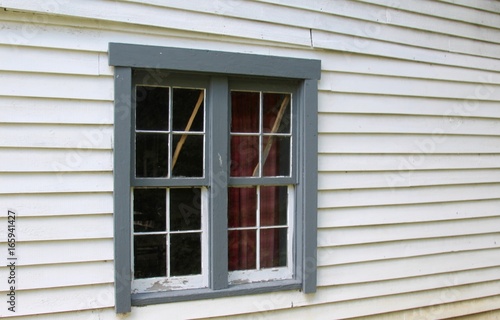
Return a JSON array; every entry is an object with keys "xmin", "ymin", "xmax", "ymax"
[
  {"xmin": 257, "ymin": 0, "xmax": 500, "ymax": 44},
  {"xmin": 0, "ymin": 172, "xmax": 113, "ymax": 194},
  {"xmin": 4, "ymin": 239, "xmax": 113, "ymax": 266},
  {"xmin": 319, "ymin": 92, "xmax": 500, "ymax": 118},
  {"xmin": 321, "ymin": 72, "xmax": 500, "ymax": 100},
  {"xmin": 314, "ymin": 29, "xmax": 500, "ymax": 72},
  {"xmin": 320, "ymin": 52, "xmax": 500, "ymax": 84},
  {"xmin": 0, "ymin": 261, "xmax": 113, "ymax": 291},
  {"xmin": 356, "ymin": 0, "xmax": 500, "ymax": 29},
  {"xmin": 319, "ymin": 199, "xmax": 500, "ymax": 227},
  {"xmin": 0, "ymin": 44, "xmax": 99, "ymax": 75},
  {"xmin": 319, "ymin": 169, "xmax": 500, "ymax": 190},
  {"xmin": 0, "ymin": 124, "xmax": 112, "ymax": 149},
  {"xmin": 0, "ymin": 0, "xmax": 312, "ymax": 47},
  {"xmin": 318, "ymin": 183, "xmax": 500, "ymax": 208},
  {"xmin": 0, "ymin": 97, "xmax": 113, "ymax": 124},
  {"xmin": 319, "ymin": 113, "xmax": 500, "ymax": 136},
  {"xmin": 0, "ymin": 72, "xmax": 113, "ymax": 100},
  {"xmin": 318, "ymin": 234, "xmax": 500, "ymax": 266},
  {"xmin": 318, "ymin": 249, "xmax": 500, "ymax": 286},
  {"xmin": 0, "ymin": 148, "xmax": 112, "ymax": 172},
  {"xmin": 0, "ymin": 284, "xmax": 114, "ymax": 317},
  {"xmin": 0, "ymin": 214, "xmax": 112, "ymax": 242},
  {"xmin": 0, "ymin": 192, "xmax": 112, "ymax": 217},
  {"xmin": 318, "ymin": 134, "xmax": 500, "ymax": 154},
  {"xmin": 318, "ymin": 154, "xmax": 500, "ymax": 172},
  {"xmin": 318, "ymin": 216, "xmax": 500, "ymax": 247}
]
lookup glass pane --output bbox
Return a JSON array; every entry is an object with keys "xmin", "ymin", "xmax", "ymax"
[
  {"xmin": 228, "ymin": 229, "xmax": 256, "ymax": 271},
  {"xmin": 231, "ymin": 91, "xmax": 259, "ymax": 133},
  {"xmin": 136, "ymin": 86, "xmax": 169, "ymax": 131},
  {"xmin": 133, "ymin": 188, "xmax": 166, "ymax": 232},
  {"xmin": 263, "ymin": 93, "xmax": 291, "ymax": 133},
  {"xmin": 260, "ymin": 228, "xmax": 287, "ymax": 268},
  {"xmin": 170, "ymin": 188, "xmax": 202, "ymax": 231},
  {"xmin": 171, "ymin": 134, "xmax": 204, "ymax": 177},
  {"xmin": 228, "ymin": 187, "xmax": 257, "ymax": 228},
  {"xmin": 136, "ymin": 133, "xmax": 168, "ymax": 177},
  {"xmin": 172, "ymin": 88, "xmax": 204, "ymax": 132},
  {"xmin": 170, "ymin": 233, "xmax": 201, "ymax": 276},
  {"xmin": 260, "ymin": 186, "xmax": 288, "ymax": 226},
  {"xmin": 134, "ymin": 234, "xmax": 166, "ymax": 279},
  {"xmin": 262, "ymin": 136, "xmax": 290, "ymax": 177},
  {"xmin": 230, "ymin": 135, "xmax": 259, "ymax": 177}
]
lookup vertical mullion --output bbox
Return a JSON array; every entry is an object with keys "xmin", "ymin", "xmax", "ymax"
[
  {"xmin": 168, "ymin": 87, "xmax": 173, "ymax": 178},
  {"xmin": 209, "ymin": 76, "xmax": 229, "ymax": 290},
  {"xmin": 256, "ymin": 186, "xmax": 261, "ymax": 270}
]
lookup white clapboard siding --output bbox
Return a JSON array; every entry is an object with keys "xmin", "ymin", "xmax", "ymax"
[
  {"xmin": 0, "ymin": 214, "xmax": 113, "ymax": 242},
  {"xmin": 0, "ymin": 261, "xmax": 113, "ymax": 291},
  {"xmin": 318, "ymin": 217, "xmax": 500, "ymax": 247},
  {"xmin": 318, "ymin": 234, "xmax": 500, "ymax": 266},
  {"xmin": 258, "ymin": 0, "xmax": 500, "ymax": 44},
  {"xmin": 319, "ymin": 199, "xmax": 500, "ymax": 227},
  {"xmin": 319, "ymin": 113, "xmax": 500, "ymax": 136},
  {"xmin": 319, "ymin": 134, "xmax": 500, "ymax": 154},
  {"xmin": 0, "ymin": 72, "xmax": 113, "ymax": 100},
  {"xmin": 319, "ymin": 169, "xmax": 500, "ymax": 190},
  {"xmin": 320, "ymin": 93, "xmax": 500, "ymax": 118},
  {"xmin": 319, "ymin": 184, "xmax": 500, "ymax": 208},
  {"xmin": 0, "ymin": 193, "xmax": 112, "ymax": 217},
  {"xmin": 0, "ymin": 148, "xmax": 113, "ymax": 172},
  {"xmin": 0, "ymin": 124, "xmax": 113, "ymax": 149},
  {"xmin": 0, "ymin": 97, "xmax": 113, "ymax": 125},
  {"xmin": 0, "ymin": 172, "xmax": 112, "ymax": 194},
  {"xmin": 0, "ymin": 284, "xmax": 114, "ymax": 318},
  {"xmin": 7, "ymin": 239, "xmax": 113, "ymax": 266},
  {"xmin": 319, "ymin": 154, "xmax": 500, "ymax": 172},
  {"xmin": 0, "ymin": 44, "xmax": 100, "ymax": 75}
]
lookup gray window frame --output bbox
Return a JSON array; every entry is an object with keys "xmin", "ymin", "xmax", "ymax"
[{"xmin": 109, "ymin": 43, "xmax": 320, "ymax": 314}]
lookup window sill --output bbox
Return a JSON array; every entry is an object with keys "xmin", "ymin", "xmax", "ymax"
[{"xmin": 131, "ymin": 279, "xmax": 302, "ymax": 306}]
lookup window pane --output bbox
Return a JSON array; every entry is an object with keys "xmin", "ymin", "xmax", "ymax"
[
  {"xmin": 173, "ymin": 88, "xmax": 204, "ymax": 132},
  {"xmin": 170, "ymin": 188, "xmax": 201, "ymax": 231},
  {"xmin": 170, "ymin": 233, "xmax": 202, "ymax": 276},
  {"xmin": 231, "ymin": 91, "xmax": 259, "ymax": 133},
  {"xmin": 262, "ymin": 136, "xmax": 290, "ymax": 177},
  {"xmin": 263, "ymin": 93, "xmax": 291, "ymax": 134},
  {"xmin": 134, "ymin": 234, "xmax": 166, "ymax": 279},
  {"xmin": 260, "ymin": 228, "xmax": 287, "ymax": 268},
  {"xmin": 136, "ymin": 86, "xmax": 169, "ymax": 131},
  {"xmin": 228, "ymin": 229, "xmax": 256, "ymax": 271},
  {"xmin": 228, "ymin": 187, "xmax": 257, "ymax": 228},
  {"xmin": 133, "ymin": 188, "xmax": 166, "ymax": 232},
  {"xmin": 230, "ymin": 135, "xmax": 259, "ymax": 177},
  {"xmin": 171, "ymin": 134, "xmax": 204, "ymax": 177},
  {"xmin": 260, "ymin": 186, "xmax": 288, "ymax": 226},
  {"xmin": 136, "ymin": 133, "xmax": 168, "ymax": 177}
]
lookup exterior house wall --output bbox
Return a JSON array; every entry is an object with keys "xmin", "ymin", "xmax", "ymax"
[{"xmin": 0, "ymin": 0, "xmax": 499, "ymax": 318}]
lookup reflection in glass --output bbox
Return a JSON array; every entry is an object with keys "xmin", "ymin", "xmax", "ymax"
[
  {"xmin": 230, "ymin": 135, "xmax": 259, "ymax": 177},
  {"xmin": 170, "ymin": 233, "xmax": 201, "ymax": 276},
  {"xmin": 263, "ymin": 93, "xmax": 291, "ymax": 133},
  {"xmin": 133, "ymin": 188, "xmax": 166, "ymax": 232},
  {"xmin": 260, "ymin": 186, "xmax": 287, "ymax": 226},
  {"xmin": 136, "ymin": 86, "xmax": 169, "ymax": 131},
  {"xmin": 173, "ymin": 88, "xmax": 204, "ymax": 132},
  {"xmin": 172, "ymin": 134, "xmax": 204, "ymax": 177},
  {"xmin": 228, "ymin": 187, "xmax": 257, "ymax": 228},
  {"xmin": 170, "ymin": 188, "xmax": 202, "ymax": 231},
  {"xmin": 136, "ymin": 133, "xmax": 168, "ymax": 177},
  {"xmin": 231, "ymin": 91, "xmax": 259, "ymax": 133},
  {"xmin": 262, "ymin": 136, "xmax": 290, "ymax": 177},
  {"xmin": 134, "ymin": 235, "xmax": 166, "ymax": 279}
]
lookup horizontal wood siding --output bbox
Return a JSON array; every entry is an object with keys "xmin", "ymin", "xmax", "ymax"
[{"xmin": 0, "ymin": 0, "xmax": 499, "ymax": 318}]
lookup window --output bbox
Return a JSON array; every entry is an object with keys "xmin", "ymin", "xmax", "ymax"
[{"xmin": 110, "ymin": 43, "xmax": 320, "ymax": 313}]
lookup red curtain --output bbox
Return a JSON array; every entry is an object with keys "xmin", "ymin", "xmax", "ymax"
[{"xmin": 228, "ymin": 92, "xmax": 283, "ymax": 271}]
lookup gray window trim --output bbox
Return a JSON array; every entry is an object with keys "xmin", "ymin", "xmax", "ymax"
[{"xmin": 110, "ymin": 43, "xmax": 320, "ymax": 314}]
